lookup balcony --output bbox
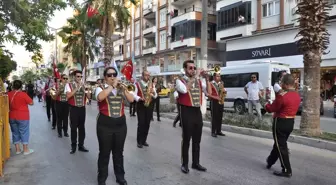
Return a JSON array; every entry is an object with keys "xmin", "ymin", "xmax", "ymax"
[
  {"xmin": 143, "ymin": 2, "xmax": 156, "ymax": 18},
  {"xmin": 171, "ymin": 37, "xmax": 197, "ymax": 49},
  {"xmin": 143, "ymin": 25, "xmax": 156, "ymax": 37},
  {"xmin": 143, "ymin": 44, "xmax": 157, "ymax": 55},
  {"xmin": 171, "ymin": 0, "xmax": 194, "ymax": 6},
  {"xmin": 170, "ymin": 7, "xmax": 215, "ymax": 26}
]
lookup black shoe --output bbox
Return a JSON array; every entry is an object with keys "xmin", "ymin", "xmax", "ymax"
[
  {"xmin": 64, "ymin": 133, "xmax": 69, "ymax": 137},
  {"xmin": 181, "ymin": 165, "xmax": 189, "ymax": 174},
  {"xmin": 273, "ymin": 171, "xmax": 292, "ymax": 178},
  {"xmin": 157, "ymin": 119, "xmax": 161, "ymax": 122},
  {"xmin": 116, "ymin": 179, "xmax": 127, "ymax": 185},
  {"xmin": 217, "ymin": 132, "xmax": 226, "ymax": 136},
  {"xmin": 143, "ymin": 142, "xmax": 149, "ymax": 147},
  {"xmin": 78, "ymin": 146, "xmax": 89, "ymax": 152},
  {"xmin": 266, "ymin": 157, "xmax": 272, "ymax": 169},
  {"xmin": 58, "ymin": 134, "xmax": 62, "ymax": 138},
  {"xmin": 137, "ymin": 143, "xmax": 143, "ymax": 148},
  {"xmin": 173, "ymin": 123, "xmax": 176, "ymax": 128},
  {"xmin": 70, "ymin": 148, "xmax": 76, "ymax": 154},
  {"xmin": 98, "ymin": 183, "xmax": 106, "ymax": 185},
  {"xmin": 191, "ymin": 164, "xmax": 207, "ymax": 172},
  {"xmin": 52, "ymin": 127, "xmax": 56, "ymax": 130},
  {"xmin": 211, "ymin": 133, "xmax": 217, "ymax": 137}
]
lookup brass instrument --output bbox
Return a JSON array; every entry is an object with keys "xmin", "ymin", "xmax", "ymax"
[
  {"xmin": 218, "ymin": 81, "xmax": 226, "ymax": 105},
  {"xmin": 201, "ymin": 65, "xmax": 221, "ymax": 77},
  {"xmin": 144, "ymin": 79, "xmax": 153, "ymax": 107},
  {"xmin": 117, "ymin": 82, "xmax": 135, "ymax": 92},
  {"xmin": 49, "ymin": 87, "xmax": 57, "ymax": 100}
]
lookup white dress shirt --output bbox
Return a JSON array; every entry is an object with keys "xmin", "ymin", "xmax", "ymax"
[
  {"xmin": 175, "ymin": 76, "xmax": 207, "ymax": 95},
  {"xmin": 133, "ymin": 80, "xmax": 158, "ymax": 102},
  {"xmin": 95, "ymin": 84, "xmax": 118, "ymax": 101}
]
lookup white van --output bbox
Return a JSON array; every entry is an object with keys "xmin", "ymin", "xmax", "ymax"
[{"xmin": 219, "ymin": 61, "xmax": 290, "ymax": 114}]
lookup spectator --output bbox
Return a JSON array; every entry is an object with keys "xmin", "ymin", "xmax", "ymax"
[
  {"xmin": 244, "ymin": 74, "xmax": 264, "ymax": 119},
  {"xmin": 7, "ymin": 80, "xmax": 34, "ymax": 155}
]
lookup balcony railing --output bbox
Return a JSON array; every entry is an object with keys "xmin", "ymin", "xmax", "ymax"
[
  {"xmin": 171, "ymin": 7, "xmax": 215, "ymax": 19},
  {"xmin": 329, "ymin": 0, "xmax": 336, "ymax": 5},
  {"xmin": 143, "ymin": 44, "xmax": 156, "ymax": 49}
]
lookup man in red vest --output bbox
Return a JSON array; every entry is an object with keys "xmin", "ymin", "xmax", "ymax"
[
  {"xmin": 207, "ymin": 72, "xmax": 226, "ymax": 137},
  {"xmin": 65, "ymin": 70, "xmax": 91, "ymax": 154},
  {"xmin": 54, "ymin": 74, "xmax": 69, "ymax": 138},
  {"xmin": 175, "ymin": 60, "xmax": 208, "ymax": 174},
  {"xmin": 133, "ymin": 70, "xmax": 157, "ymax": 148}
]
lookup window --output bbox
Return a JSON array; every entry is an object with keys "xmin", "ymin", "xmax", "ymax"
[
  {"xmin": 160, "ymin": 31, "xmax": 166, "ymax": 50},
  {"xmin": 171, "ymin": 20, "xmax": 216, "ymax": 42},
  {"xmin": 135, "ymin": 39, "xmax": 140, "ymax": 55},
  {"xmin": 135, "ymin": 21, "xmax": 140, "ymax": 37},
  {"xmin": 217, "ymin": 1, "xmax": 252, "ymax": 31},
  {"xmin": 221, "ymin": 73, "xmax": 259, "ymax": 88},
  {"xmin": 160, "ymin": 8, "xmax": 167, "ymax": 28},
  {"xmin": 262, "ymin": 1, "xmax": 280, "ymax": 17},
  {"xmin": 126, "ymin": 42, "xmax": 130, "ymax": 57},
  {"xmin": 126, "ymin": 28, "xmax": 131, "ymax": 40},
  {"xmin": 136, "ymin": 6, "xmax": 140, "ymax": 18}
]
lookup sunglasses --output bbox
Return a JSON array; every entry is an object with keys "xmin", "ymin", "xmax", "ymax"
[
  {"xmin": 63, "ymin": 78, "xmax": 68, "ymax": 80},
  {"xmin": 76, "ymin": 76, "xmax": 83, "ymax": 78},
  {"xmin": 251, "ymin": 77, "xmax": 256, "ymax": 79},
  {"xmin": 106, "ymin": 73, "xmax": 117, "ymax": 78},
  {"xmin": 188, "ymin": 66, "xmax": 196, "ymax": 70}
]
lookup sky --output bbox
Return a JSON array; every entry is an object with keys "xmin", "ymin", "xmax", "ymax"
[{"xmin": 5, "ymin": 4, "xmax": 77, "ymax": 68}]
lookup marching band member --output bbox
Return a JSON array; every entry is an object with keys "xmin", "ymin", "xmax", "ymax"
[
  {"xmin": 95, "ymin": 67, "xmax": 133, "ymax": 185},
  {"xmin": 207, "ymin": 72, "xmax": 226, "ymax": 137},
  {"xmin": 133, "ymin": 70, "xmax": 158, "ymax": 148},
  {"xmin": 54, "ymin": 74, "xmax": 69, "ymax": 138},
  {"xmin": 65, "ymin": 70, "xmax": 91, "ymax": 154},
  {"xmin": 273, "ymin": 70, "xmax": 287, "ymax": 94},
  {"xmin": 175, "ymin": 60, "xmax": 208, "ymax": 174},
  {"xmin": 265, "ymin": 74, "xmax": 300, "ymax": 178},
  {"xmin": 173, "ymin": 90, "xmax": 181, "ymax": 128}
]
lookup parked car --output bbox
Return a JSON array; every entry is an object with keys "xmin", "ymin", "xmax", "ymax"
[
  {"xmin": 297, "ymin": 90, "xmax": 324, "ymax": 115},
  {"xmin": 159, "ymin": 86, "xmax": 171, "ymax": 97}
]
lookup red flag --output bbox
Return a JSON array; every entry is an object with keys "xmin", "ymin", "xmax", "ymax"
[
  {"xmin": 121, "ymin": 60, "xmax": 133, "ymax": 81},
  {"xmin": 87, "ymin": 5, "xmax": 98, "ymax": 18},
  {"xmin": 53, "ymin": 61, "xmax": 61, "ymax": 79}
]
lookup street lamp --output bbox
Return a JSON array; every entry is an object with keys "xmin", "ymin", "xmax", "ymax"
[{"xmin": 48, "ymin": 26, "xmax": 63, "ymax": 64}]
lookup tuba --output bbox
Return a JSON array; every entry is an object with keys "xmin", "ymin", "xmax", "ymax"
[{"xmin": 144, "ymin": 79, "xmax": 153, "ymax": 107}]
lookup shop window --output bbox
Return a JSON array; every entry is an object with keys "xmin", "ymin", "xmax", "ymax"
[
  {"xmin": 217, "ymin": 1, "xmax": 252, "ymax": 31},
  {"xmin": 262, "ymin": 1, "xmax": 280, "ymax": 17},
  {"xmin": 221, "ymin": 72, "xmax": 259, "ymax": 88}
]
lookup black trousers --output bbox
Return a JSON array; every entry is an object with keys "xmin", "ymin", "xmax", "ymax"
[
  {"xmin": 210, "ymin": 100, "xmax": 224, "ymax": 134},
  {"xmin": 46, "ymin": 96, "xmax": 57, "ymax": 127},
  {"xmin": 46, "ymin": 95, "xmax": 52, "ymax": 120},
  {"xmin": 69, "ymin": 106, "xmax": 86, "ymax": 148},
  {"xmin": 152, "ymin": 97, "xmax": 160, "ymax": 120},
  {"xmin": 130, "ymin": 101, "xmax": 136, "ymax": 115},
  {"xmin": 136, "ymin": 102, "xmax": 153, "ymax": 145},
  {"xmin": 180, "ymin": 105, "xmax": 203, "ymax": 166},
  {"xmin": 97, "ymin": 114, "xmax": 127, "ymax": 184},
  {"xmin": 56, "ymin": 101, "xmax": 69, "ymax": 135},
  {"xmin": 267, "ymin": 118, "xmax": 294, "ymax": 173},
  {"xmin": 173, "ymin": 103, "xmax": 181, "ymax": 126}
]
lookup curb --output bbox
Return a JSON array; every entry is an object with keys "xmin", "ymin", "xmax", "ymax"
[{"xmin": 158, "ymin": 113, "xmax": 336, "ymax": 152}]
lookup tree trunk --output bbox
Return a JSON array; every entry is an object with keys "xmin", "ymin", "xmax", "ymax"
[{"xmin": 300, "ymin": 49, "xmax": 321, "ymax": 136}]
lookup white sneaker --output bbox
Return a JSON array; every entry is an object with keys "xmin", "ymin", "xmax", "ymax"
[{"xmin": 23, "ymin": 149, "xmax": 34, "ymax": 155}]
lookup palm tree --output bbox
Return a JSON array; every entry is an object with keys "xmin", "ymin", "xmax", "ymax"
[
  {"xmin": 58, "ymin": 7, "xmax": 100, "ymax": 71},
  {"xmin": 85, "ymin": 0, "xmax": 137, "ymax": 65},
  {"xmin": 296, "ymin": 0, "xmax": 332, "ymax": 136}
]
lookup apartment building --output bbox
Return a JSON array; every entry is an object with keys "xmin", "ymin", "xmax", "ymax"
[
  {"xmin": 112, "ymin": 0, "xmax": 221, "ymax": 85},
  {"xmin": 216, "ymin": 0, "xmax": 336, "ymax": 86}
]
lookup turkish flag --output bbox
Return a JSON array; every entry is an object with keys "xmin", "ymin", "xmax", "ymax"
[
  {"xmin": 53, "ymin": 60, "xmax": 61, "ymax": 79},
  {"xmin": 87, "ymin": 5, "xmax": 98, "ymax": 18},
  {"xmin": 121, "ymin": 60, "xmax": 133, "ymax": 81}
]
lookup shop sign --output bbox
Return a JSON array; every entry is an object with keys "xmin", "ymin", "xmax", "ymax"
[{"xmin": 227, "ymin": 42, "xmax": 301, "ymax": 61}]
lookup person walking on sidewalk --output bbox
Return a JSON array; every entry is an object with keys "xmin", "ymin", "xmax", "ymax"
[
  {"xmin": 65, "ymin": 70, "xmax": 91, "ymax": 154},
  {"xmin": 54, "ymin": 74, "xmax": 69, "ymax": 138},
  {"xmin": 151, "ymin": 77, "xmax": 161, "ymax": 121},
  {"xmin": 207, "ymin": 72, "xmax": 226, "ymax": 137},
  {"xmin": 134, "ymin": 70, "xmax": 158, "ymax": 148},
  {"xmin": 95, "ymin": 67, "xmax": 134, "ymax": 185},
  {"xmin": 8, "ymin": 80, "xmax": 34, "ymax": 155},
  {"xmin": 264, "ymin": 74, "xmax": 300, "ymax": 178},
  {"xmin": 175, "ymin": 60, "xmax": 208, "ymax": 174}
]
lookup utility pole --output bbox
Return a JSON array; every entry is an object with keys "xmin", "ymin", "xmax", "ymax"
[{"xmin": 200, "ymin": 0, "xmax": 208, "ymax": 114}]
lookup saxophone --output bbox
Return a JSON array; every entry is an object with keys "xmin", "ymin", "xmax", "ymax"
[
  {"xmin": 144, "ymin": 79, "xmax": 152, "ymax": 107},
  {"xmin": 218, "ymin": 81, "xmax": 226, "ymax": 105}
]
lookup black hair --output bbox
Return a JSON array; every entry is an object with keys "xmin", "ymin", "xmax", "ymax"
[
  {"xmin": 152, "ymin": 77, "xmax": 157, "ymax": 82},
  {"xmin": 281, "ymin": 74, "xmax": 295, "ymax": 86},
  {"xmin": 183, "ymin": 60, "xmax": 194, "ymax": 68},
  {"xmin": 13, "ymin": 80, "xmax": 22, "ymax": 90},
  {"xmin": 73, "ymin": 70, "xmax": 82, "ymax": 76},
  {"xmin": 277, "ymin": 70, "xmax": 287, "ymax": 79},
  {"xmin": 54, "ymin": 78, "xmax": 58, "ymax": 82},
  {"xmin": 61, "ymin": 74, "xmax": 67, "ymax": 78},
  {"xmin": 103, "ymin": 67, "xmax": 117, "ymax": 77}
]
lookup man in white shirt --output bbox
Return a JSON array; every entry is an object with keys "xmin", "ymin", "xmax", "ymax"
[
  {"xmin": 175, "ymin": 60, "xmax": 207, "ymax": 174},
  {"xmin": 133, "ymin": 70, "xmax": 157, "ymax": 148},
  {"xmin": 244, "ymin": 74, "xmax": 264, "ymax": 119},
  {"xmin": 274, "ymin": 70, "xmax": 287, "ymax": 94}
]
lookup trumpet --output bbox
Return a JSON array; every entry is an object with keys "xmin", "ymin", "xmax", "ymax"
[
  {"xmin": 200, "ymin": 65, "xmax": 221, "ymax": 77},
  {"xmin": 117, "ymin": 82, "xmax": 135, "ymax": 92}
]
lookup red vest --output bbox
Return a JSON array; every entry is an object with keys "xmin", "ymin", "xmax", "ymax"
[
  {"xmin": 56, "ymin": 83, "xmax": 67, "ymax": 102},
  {"xmin": 210, "ymin": 81, "xmax": 219, "ymax": 97},
  {"xmin": 135, "ymin": 81, "xmax": 150, "ymax": 99},
  {"xmin": 68, "ymin": 83, "xmax": 86, "ymax": 107},
  {"xmin": 98, "ymin": 88, "xmax": 125, "ymax": 117},
  {"xmin": 178, "ymin": 79, "xmax": 202, "ymax": 107}
]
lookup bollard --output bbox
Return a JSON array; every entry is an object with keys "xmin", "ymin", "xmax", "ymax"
[{"xmin": 0, "ymin": 79, "xmax": 10, "ymax": 177}]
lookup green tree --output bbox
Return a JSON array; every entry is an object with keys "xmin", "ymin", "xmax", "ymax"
[
  {"xmin": 12, "ymin": 75, "xmax": 19, "ymax": 81},
  {"xmin": 0, "ymin": 52, "xmax": 17, "ymax": 80},
  {"xmin": 296, "ymin": 0, "xmax": 332, "ymax": 136},
  {"xmin": 58, "ymin": 7, "xmax": 100, "ymax": 70},
  {"xmin": 57, "ymin": 63, "xmax": 67, "ymax": 73},
  {"xmin": 20, "ymin": 70, "xmax": 38, "ymax": 84},
  {"xmin": 31, "ymin": 51, "xmax": 44, "ymax": 68}
]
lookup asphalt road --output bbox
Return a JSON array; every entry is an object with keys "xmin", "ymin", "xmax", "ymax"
[{"xmin": 1, "ymin": 100, "xmax": 336, "ymax": 185}]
